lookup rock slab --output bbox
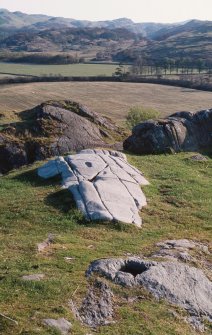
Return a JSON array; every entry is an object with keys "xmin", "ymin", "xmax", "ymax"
[
  {"xmin": 86, "ymin": 257, "xmax": 212, "ymax": 327},
  {"xmin": 124, "ymin": 109, "xmax": 212, "ymax": 154},
  {"xmin": 38, "ymin": 149, "xmax": 149, "ymax": 226}
]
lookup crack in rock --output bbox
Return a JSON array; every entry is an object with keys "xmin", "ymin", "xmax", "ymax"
[{"xmin": 38, "ymin": 149, "xmax": 148, "ymax": 226}]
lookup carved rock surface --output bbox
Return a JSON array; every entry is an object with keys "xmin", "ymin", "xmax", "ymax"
[
  {"xmin": 124, "ymin": 109, "xmax": 212, "ymax": 154},
  {"xmin": 38, "ymin": 149, "xmax": 149, "ymax": 226},
  {"xmin": 86, "ymin": 257, "xmax": 212, "ymax": 325}
]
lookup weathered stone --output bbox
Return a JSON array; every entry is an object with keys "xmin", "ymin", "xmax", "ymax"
[
  {"xmin": 124, "ymin": 109, "xmax": 212, "ymax": 154},
  {"xmin": 72, "ymin": 280, "xmax": 114, "ymax": 327},
  {"xmin": 38, "ymin": 150, "xmax": 148, "ymax": 226},
  {"xmin": 22, "ymin": 274, "xmax": 45, "ymax": 281},
  {"xmin": 152, "ymin": 239, "xmax": 210, "ymax": 263},
  {"xmin": 37, "ymin": 233, "xmax": 54, "ymax": 252},
  {"xmin": 86, "ymin": 257, "xmax": 212, "ymax": 326},
  {"xmin": 43, "ymin": 318, "xmax": 72, "ymax": 335},
  {"xmin": 0, "ymin": 100, "xmax": 124, "ymax": 174}
]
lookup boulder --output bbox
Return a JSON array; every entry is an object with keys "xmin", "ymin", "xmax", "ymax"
[
  {"xmin": 38, "ymin": 149, "xmax": 149, "ymax": 226},
  {"xmin": 0, "ymin": 101, "xmax": 124, "ymax": 174},
  {"xmin": 124, "ymin": 109, "xmax": 212, "ymax": 154},
  {"xmin": 86, "ymin": 257, "xmax": 212, "ymax": 328}
]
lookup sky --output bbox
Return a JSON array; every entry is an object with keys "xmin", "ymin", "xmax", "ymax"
[{"xmin": 0, "ymin": 0, "xmax": 212, "ymax": 23}]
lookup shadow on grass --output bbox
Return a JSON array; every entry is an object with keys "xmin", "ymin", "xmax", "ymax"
[
  {"xmin": 12, "ymin": 168, "xmax": 61, "ymax": 187},
  {"xmin": 45, "ymin": 189, "xmax": 77, "ymax": 213}
]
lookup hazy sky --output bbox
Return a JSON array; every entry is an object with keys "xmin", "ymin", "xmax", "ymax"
[{"xmin": 1, "ymin": 0, "xmax": 212, "ymax": 23}]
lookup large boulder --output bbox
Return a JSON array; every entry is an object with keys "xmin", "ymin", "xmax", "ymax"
[
  {"xmin": 37, "ymin": 149, "xmax": 149, "ymax": 226},
  {"xmin": 0, "ymin": 101, "xmax": 124, "ymax": 174},
  {"xmin": 124, "ymin": 109, "xmax": 212, "ymax": 154}
]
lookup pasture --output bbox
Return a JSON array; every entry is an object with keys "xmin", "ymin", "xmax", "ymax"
[
  {"xmin": 0, "ymin": 82, "xmax": 212, "ymax": 124},
  {"xmin": 0, "ymin": 62, "xmax": 118, "ymax": 77}
]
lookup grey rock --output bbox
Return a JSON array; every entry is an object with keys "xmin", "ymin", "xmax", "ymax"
[
  {"xmin": 186, "ymin": 316, "xmax": 205, "ymax": 332},
  {"xmin": 22, "ymin": 274, "xmax": 45, "ymax": 281},
  {"xmin": 73, "ymin": 280, "xmax": 114, "ymax": 327},
  {"xmin": 124, "ymin": 109, "xmax": 212, "ymax": 154},
  {"xmin": 37, "ymin": 233, "xmax": 54, "ymax": 252},
  {"xmin": 156, "ymin": 239, "xmax": 196, "ymax": 249},
  {"xmin": 38, "ymin": 150, "xmax": 148, "ymax": 226},
  {"xmin": 86, "ymin": 257, "xmax": 212, "ymax": 324},
  {"xmin": 153, "ymin": 239, "xmax": 210, "ymax": 263},
  {"xmin": 43, "ymin": 318, "xmax": 72, "ymax": 335},
  {"xmin": 0, "ymin": 100, "xmax": 124, "ymax": 174},
  {"xmin": 190, "ymin": 154, "xmax": 208, "ymax": 161}
]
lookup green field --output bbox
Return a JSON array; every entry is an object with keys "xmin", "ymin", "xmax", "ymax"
[
  {"xmin": 0, "ymin": 62, "xmax": 118, "ymax": 77},
  {"xmin": 0, "ymin": 153, "xmax": 211, "ymax": 335}
]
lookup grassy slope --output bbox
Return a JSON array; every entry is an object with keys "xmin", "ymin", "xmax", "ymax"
[
  {"xmin": 0, "ymin": 82, "xmax": 212, "ymax": 124},
  {"xmin": 0, "ymin": 152, "xmax": 211, "ymax": 335}
]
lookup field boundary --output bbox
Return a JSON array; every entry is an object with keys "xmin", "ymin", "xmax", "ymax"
[{"xmin": 0, "ymin": 75, "xmax": 212, "ymax": 92}]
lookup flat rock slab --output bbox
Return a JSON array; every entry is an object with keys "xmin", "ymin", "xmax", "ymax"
[
  {"xmin": 38, "ymin": 149, "xmax": 149, "ymax": 226},
  {"xmin": 22, "ymin": 274, "xmax": 45, "ymax": 281},
  {"xmin": 86, "ymin": 257, "xmax": 212, "ymax": 326},
  {"xmin": 43, "ymin": 318, "xmax": 72, "ymax": 334}
]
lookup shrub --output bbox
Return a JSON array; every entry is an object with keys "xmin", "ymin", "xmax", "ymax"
[{"xmin": 125, "ymin": 106, "xmax": 160, "ymax": 129}]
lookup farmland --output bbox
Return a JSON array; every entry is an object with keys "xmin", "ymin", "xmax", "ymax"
[
  {"xmin": 0, "ymin": 82, "xmax": 212, "ymax": 125},
  {"xmin": 0, "ymin": 62, "xmax": 118, "ymax": 77}
]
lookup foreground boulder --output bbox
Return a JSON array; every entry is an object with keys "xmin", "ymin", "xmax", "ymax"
[
  {"xmin": 38, "ymin": 149, "xmax": 149, "ymax": 226},
  {"xmin": 86, "ymin": 257, "xmax": 212, "ymax": 329},
  {"xmin": 0, "ymin": 100, "xmax": 124, "ymax": 174},
  {"xmin": 124, "ymin": 109, "xmax": 212, "ymax": 154}
]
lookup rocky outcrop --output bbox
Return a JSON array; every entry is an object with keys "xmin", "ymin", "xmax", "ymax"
[
  {"xmin": 124, "ymin": 109, "xmax": 212, "ymax": 154},
  {"xmin": 38, "ymin": 149, "xmax": 149, "ymax": 226},
  {"xmin": 0, "ymin": 101, "xmax": 124, "ymax": 174},
  {"xmin": 70, "ymin": 280, "xmax": 114, "ymax": 327},
  {"xmin": 86, "ymin": 257, "xmax": 212, "ymax": 329}
]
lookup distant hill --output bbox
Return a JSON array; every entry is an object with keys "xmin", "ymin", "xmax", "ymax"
[
  {"xmin": 114, "ymin": 19, "xmax": 212, "ymax": 64},
  {"xmin": 0, "ymin": 27, "xmax": 143, "ymax": 53},
  {"xmin": 0, "ymin": 9, "xmax": 212, "ymax": 64},
  {"xmin": 0, "ymin": 9, "xmax": 172, "ymax": 36}
]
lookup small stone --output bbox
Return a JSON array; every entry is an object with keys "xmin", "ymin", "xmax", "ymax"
[
  {"xmin": 64, "ymin": 257, "xmax": 76, "ymax": 262},
  {"xmin": 190, "ymin": 154, "xmax": 208, "ymax": 161},
  {"xmin": 37, "ymin": 233, "xmax": 54, "ymax": 252},
  {"xmin": 43, "ymin": 318, "xmax": 72, "ymax": 335},
  {"xmin": 22, "ymin": 274, "xmax": 45, "ymax": 281}
]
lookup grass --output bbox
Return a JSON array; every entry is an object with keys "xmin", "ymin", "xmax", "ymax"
[
  {"xmin": 0, "ymin": 62, "xmax": 118, "ymax": 77},
  {"xmin": 0, "ymin": 152, "xmax": 211, "ymax": 334},
  {"xmin": 0, "ymin": 82, "xmax": 212, "ymax": 124}
]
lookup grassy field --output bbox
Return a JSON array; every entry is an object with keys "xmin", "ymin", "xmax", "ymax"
[
  {"xmin": 0, "ymin": 152, "xmax": 211, "ymax": 335},
  {"xmin": 0, "ymin": 62, "xmax": 118, "ymax": 77},
  {"xmin": 0, "ymin": 82, "xmax": 212, "ymax": 124}
]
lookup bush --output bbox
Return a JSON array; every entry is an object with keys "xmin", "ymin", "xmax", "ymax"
[{"xmin": 125, "ymin": 106, "xmax": 160, "ymax": 129}]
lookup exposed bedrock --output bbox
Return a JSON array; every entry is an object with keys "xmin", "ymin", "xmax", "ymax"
[
  {"xmin": 124, "ymin": 109, "xmax": 212, "ymax": 154},
  {"xmin": 0, "ymin": 100, "xmax": 124, "ymax": 174},
  {"xmin": 38, "ymin": 149, "xmax": 149, "ymax": 226},
  {"xmin": 86, "ymin": 257, "xmax": 212, "ymax": 328}
]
